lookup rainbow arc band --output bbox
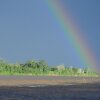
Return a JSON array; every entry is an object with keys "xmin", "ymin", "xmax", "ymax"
[{"xmin": 45, "ymin": 0, "xmax": 98, "ymax": 71}]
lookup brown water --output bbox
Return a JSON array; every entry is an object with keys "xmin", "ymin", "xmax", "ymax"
[{"xmin": 0, "ymin": 76, "xmax": 100, "ymax": 100}]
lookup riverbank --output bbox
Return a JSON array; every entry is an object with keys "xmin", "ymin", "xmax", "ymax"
[{"xmin": 0, "ymin": 76, "xmax": 99, "ymax": 86}]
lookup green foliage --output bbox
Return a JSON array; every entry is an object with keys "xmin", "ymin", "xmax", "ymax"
[{"xmin": 0, "ymin": 59, "xmax": 98, "ymax": 76}]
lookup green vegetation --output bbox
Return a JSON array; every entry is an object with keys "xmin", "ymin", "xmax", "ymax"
[{"xmin": 0, "ymin": 59, "xmax": 98, "ymax": 76}]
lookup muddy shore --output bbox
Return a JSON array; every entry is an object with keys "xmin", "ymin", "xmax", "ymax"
[{"xmin": 0, "ymin": 76, "xmax": 99, "ymax": 86}]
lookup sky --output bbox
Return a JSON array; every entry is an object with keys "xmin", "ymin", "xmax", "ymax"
[{"xmin": 0, "ymin": 0, "xmax": 100, "ymax": 67}]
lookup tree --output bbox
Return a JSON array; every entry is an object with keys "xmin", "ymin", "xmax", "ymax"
[
  {"xmin": 37, "ymin": 60, "xmax": 49, "ymax": 72},
  {"xmin": 23, "ymin": 60, "xmax": 37, "ymax": 68}
]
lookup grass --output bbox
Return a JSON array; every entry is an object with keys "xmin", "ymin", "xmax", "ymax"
[{"xmin": 0, "ymin": 71, "xmax": 98, "ymax": 77}]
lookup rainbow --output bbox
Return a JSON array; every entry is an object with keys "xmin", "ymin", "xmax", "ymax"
[{"xmin": 45, "ymin": 0, "xmax": 98, "ymax": 71}]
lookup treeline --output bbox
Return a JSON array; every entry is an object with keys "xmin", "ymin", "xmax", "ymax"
[
  {"xmin": 0, "ymin": 59, "xmax": 98, "ymax": 76},
  {"xmin": 0, "ymin": 60, "xmax": 48, "ymax": 75}
]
